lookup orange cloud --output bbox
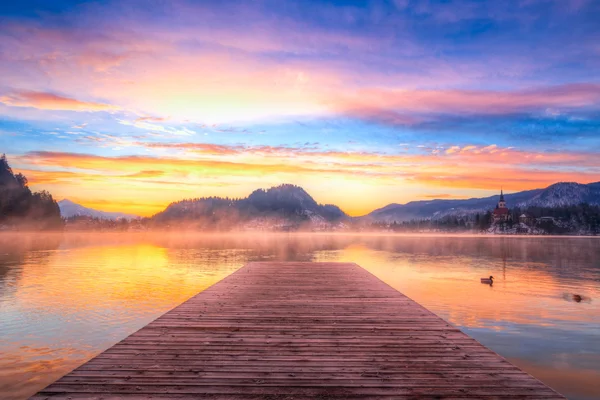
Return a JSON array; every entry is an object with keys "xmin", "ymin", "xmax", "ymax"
[
  {"xmin": 18, "ymin": 169, "xmax": 83, "ymax": 184},
  {"xmin": 80, "ymin": 139, "xmax": 600, "ymax": 172},
  {"xmin": 409, "ymin": 168, "xmax": 600, "ymax": 191},
  {"xmin": 125, "ymin": 170, "xmax": 165, "ymax": 178},
  {"xmin": 422, "ymin": 193, "xmax": 465, "ymax": 199},
  {"xmin": 19, "ymin": 168, "xmax": 166, "ymax": 184},
  {"xmin": 16, "ymin": 151, "xmax": 393, "ymax": 179},
  {"xmin": 140, "ymin": 142, "xmax": 244, "ymax": 155},
  {"xmin": 135, "ymin": 116, "xmax": 168, "ymax": 123},
  {"xmin": 0, "ymin": 91, "xmax": 116, "ymax": 112},
  {"xmin": 20, "ymin": 146, "xmax": 600, "ymax": 180}
]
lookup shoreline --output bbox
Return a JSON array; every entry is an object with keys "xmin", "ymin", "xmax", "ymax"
[{"xmin": 1, "ymin": 230, "xmax": 599, "ymax": 239}]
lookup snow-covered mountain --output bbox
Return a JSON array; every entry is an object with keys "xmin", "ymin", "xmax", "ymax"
[
  {"xmin": 366, "ymin": 182, "xmax": 600, "ymax": 222},
  {"xmin": 58, "ymin": 199, "xmax": 138, "ymax": 220},
  {"xmin": 517, "ymin": 182, "xmax": 600, "ymax": 208}
]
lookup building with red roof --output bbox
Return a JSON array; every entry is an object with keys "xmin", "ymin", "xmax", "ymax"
[{"xmin": 492, "ymin": 189, "xmax": 511, "ymax": 223}]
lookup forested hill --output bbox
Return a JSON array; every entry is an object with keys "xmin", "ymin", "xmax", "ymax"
[
  {"xmin": 151, "ymin": 184, "xmax": 348, "ymax": 229},
  {"xmin": 0, "ymin": 155, "xmax": 62, "ymax": 229}
]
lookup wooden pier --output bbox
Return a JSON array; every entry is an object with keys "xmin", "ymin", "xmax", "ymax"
[{"xmin": 33, "ymin": 262, "xmax": 563, "ymax": 399}]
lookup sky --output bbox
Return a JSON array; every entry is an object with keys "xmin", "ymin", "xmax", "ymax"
[{"xmin": 1, "ymin": 0, "xmax": 600, "ymax": 216}]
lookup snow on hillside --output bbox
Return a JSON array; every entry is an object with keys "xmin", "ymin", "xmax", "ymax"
[
  {"xmin": 518, "ymin": 182, "xmax": 600, "ymax": 208},
  {"xmin": 366, "ymin": 182, "xmax": 600, "ymax": 222},
  {"xmin": 59, "ymin": 199, "xmax": 138, "ymax": 220}
]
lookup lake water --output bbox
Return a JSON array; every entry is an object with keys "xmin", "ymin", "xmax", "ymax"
[{"xmin": 0, "ymin": 233, "xmax": 598, "ymax": 400}]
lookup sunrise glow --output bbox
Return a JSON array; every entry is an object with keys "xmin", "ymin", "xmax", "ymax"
[{"xmin": 1, "ymin": 0, "xmax": 599, "ymax": 216}]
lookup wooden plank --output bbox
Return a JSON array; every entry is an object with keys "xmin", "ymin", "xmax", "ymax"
[{"xmin": 31, "ymin": 262, "xmax": 564, "ymax": 399}]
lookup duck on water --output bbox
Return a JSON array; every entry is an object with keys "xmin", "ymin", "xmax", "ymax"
[{"xmin": 481, "ymin": 276, "xmax": 494, "ymax": 284}]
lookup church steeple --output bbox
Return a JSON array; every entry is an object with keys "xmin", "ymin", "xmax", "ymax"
[{"xmin": 498, "ymin": 188, "xmax": 506, "ymax": 209}]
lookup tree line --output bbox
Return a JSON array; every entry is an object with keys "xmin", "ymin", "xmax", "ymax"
[
  {"xmin": 0, "ymin": 155, "xmax": 63, "ymax": 230},
  {"xmin": 374, "ymin": 204, "xmax": 600, "ymax": 235}
]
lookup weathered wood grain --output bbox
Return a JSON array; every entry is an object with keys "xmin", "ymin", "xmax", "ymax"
[{"xmin": 31, "ymin": 262, "xmax": 564, "ymax": 399}]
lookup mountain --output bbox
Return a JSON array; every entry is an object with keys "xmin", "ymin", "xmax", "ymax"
[
  {"xmin": 59, "ymin": 181, "xmax": 600, "ymax": 230},
  {"xmin": 152, "ymin": 184, "xmax": 347, "ymax": 229},
  {"xmin": 518, "ymin": 182, "xmax": 600, "ymax": 208},
  {"xmin": 59, "ymin": 199, "xmax": 138, "ymax": 220},
  {"xmin": 366, "ymin": 182, "xmax": 600, "ymax": 222}
]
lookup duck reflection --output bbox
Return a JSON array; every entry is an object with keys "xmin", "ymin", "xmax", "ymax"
[{"xmin": 563, "ymin": 293, "xmax": 592, "ymax": 303}]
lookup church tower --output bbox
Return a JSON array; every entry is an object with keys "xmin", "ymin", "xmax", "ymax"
[
  {"xmin": 493, "ymin": 188, "xmax": 510, "ymax": 223},
  {"xmin": 498, "ymin": 189, "xmax": 506, "ymax": 209}
]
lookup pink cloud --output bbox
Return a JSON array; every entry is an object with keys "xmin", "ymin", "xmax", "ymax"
[
  {"xmin": 422, "ymin": 193, "xmax": 466, "ymax": 199},
  {"xmin": 333, "ymin": 84, "xmax": 600, "ymax": 122},
  {"xmin": 1, "ymin": 2, "xmax": 599, "ymax": 126},
  {"xmin": 0, "ymin": 91, "xmax": 116, "ymax": 112}
]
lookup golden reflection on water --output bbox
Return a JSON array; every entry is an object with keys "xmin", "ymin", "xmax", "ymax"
[
  {"xmin": 0, "ymin": 232, "xmax": 599, "ymax": 400},
  {"xmin": 18, "ymin": 244, "xmax": 232, "ymax": 309}
]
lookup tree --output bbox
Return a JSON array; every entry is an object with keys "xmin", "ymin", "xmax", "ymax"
[
  {"xmin": 15, "ymin": 173, "xmax": 28, "ymax": 188},
  {"xmin": 0, "ymin": 156, "xmax": 63, "ymax": 229}
]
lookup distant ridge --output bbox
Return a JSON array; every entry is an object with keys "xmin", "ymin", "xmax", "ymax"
[
  {"xmin": 59, "ymin": 199, "xmax": 138, "ymax": 220},
  {"xmin": 61, "ymin": 181, "xmax": 600, "ymax": 226},
  {"xmin": 151, "ymin": 184, "xmax": 347, "ymax": 229},
  {"xmin": 365, "ymin": 181, "xmax": 600, "ymax": 222}
]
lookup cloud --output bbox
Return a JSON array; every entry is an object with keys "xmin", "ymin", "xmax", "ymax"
[
  {"xmin": 137, "ymin": 141, "xmax": 330, "ymax": 157},
  {"xmin": 409, "ymin": 168, "xmax": 600, "ymax": 191},
  {"xmin": 0, "ymin": 91, "xmax": 117, "ymax": 112},
  {"xmin": 2, "ymin": 0, "xmax": 600, "ymax": 216},
  {"xmin": 16, "ymin": 151, "xmax": 355, "ymax": 176},
  {"xmin": 125, "ymin": 140, "xmax": 600, "ymax": 171},
  {"xmin": 460, "ymin": 145, "xmax": 477, "ymax": 153},
  {"xmin": 18, "ymin": 144, "xmax": 600, "ymax": 183},
  {"xmin": 13, "ymin": 144, "xmax": 600, "ymax": 216},
  {"xmin": 18, "ymin": 169, "xmax": 82, "ymax": 184},
  {"xmin": 422, "ymin": 194, "xmax": 465, "ymax": 199},
  {"xmin": 77, "ymin": 50, "xmax": 131, "ymax": 72},
  {"xmin": 118, "ymin": 119, "xmax": 195, "ymax": 136},
  {"xmin": 2, "ymin": 1, "xmax": 599, "ymax": 128},
  {"xmin": 20, "ymin": 168, "xmax": 166, "ymax": 184},
  {"xmin": 140, "ymin": 142, "xmax": 243, "ymax": 155},
  {"xmin": 125, "ymin": 170, "xmax": 165, "ymax": 178},
  {"xmin": 135, "ymin": 116, "xmax": 168, "ymax": 123},
  {"xmin": 334, "ymin": 84, "xmax": 600, "ymax": 126}
]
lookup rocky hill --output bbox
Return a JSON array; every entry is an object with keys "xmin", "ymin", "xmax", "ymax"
[{"xmin": 151, "ymin": 184, "xmax": 348, "ymax": 230}]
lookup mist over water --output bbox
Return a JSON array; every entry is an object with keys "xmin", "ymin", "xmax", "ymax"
[{"xmin": 0, "ymin": 232, "xmax": 598, "ymax": 400}]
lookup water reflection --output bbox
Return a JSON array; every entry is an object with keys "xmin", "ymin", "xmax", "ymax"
[{"xmin": 0, "ymin": 233, "xmax": 598, "ymax": 400}]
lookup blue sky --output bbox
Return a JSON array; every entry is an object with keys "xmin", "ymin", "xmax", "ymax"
[{"xmin": 1, "ymin": 0, "xmax": 599, "ymax": 215}]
